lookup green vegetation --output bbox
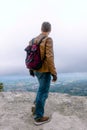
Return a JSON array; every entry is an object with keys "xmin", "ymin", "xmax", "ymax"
[{"xmin": 0, "ymin": 83, "xmax": 4, "ymax": 92}]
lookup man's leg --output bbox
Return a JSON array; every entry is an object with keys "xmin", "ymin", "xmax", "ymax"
[{"xmin": 34, "ymin": 72, "xmax": 51, "ymax": 119}]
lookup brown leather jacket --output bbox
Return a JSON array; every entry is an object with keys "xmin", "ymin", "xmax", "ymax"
[{"xmin": 29, "ymin": 33, "xmax": 57, "ymax": 75}]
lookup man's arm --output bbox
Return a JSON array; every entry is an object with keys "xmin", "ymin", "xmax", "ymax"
[{"xmin": 46, "ymin": 37, "xmax": 57, "ymax": 81}]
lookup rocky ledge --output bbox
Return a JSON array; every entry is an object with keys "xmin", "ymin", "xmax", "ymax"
[{"xmin": 0, "ymin": 92, "xmax": 87, "ymax": 130}]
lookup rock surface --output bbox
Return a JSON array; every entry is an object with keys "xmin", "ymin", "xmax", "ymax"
[{"xmin": 0, "ymin": 92, "xmax": 87, "ymax": 130}]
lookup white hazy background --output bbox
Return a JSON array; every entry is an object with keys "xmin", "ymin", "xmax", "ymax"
[{"xmin": 0, "ymin": 0, "xmax": 87, "ymax": 75}]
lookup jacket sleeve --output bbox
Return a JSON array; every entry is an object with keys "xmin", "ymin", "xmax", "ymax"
[{"xmin": 46, "ymin": 37, "xmax": 57, "ymax": 75}]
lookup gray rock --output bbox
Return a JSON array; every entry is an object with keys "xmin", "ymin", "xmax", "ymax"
[{"xmin": 0, "ymin": 92, "xmax": 87, "ymax": 130}]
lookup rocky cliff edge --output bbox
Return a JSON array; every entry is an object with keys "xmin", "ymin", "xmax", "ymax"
[{"xmin": 0, "ymin": 92, "xmax": 87, "ymax": 130}]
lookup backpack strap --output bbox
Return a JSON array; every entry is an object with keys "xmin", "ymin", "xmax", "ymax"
[
  {"xmin": 38, "ymin": 36, "xmax": 47, "ymax": 45},
  {"xmin": 32, "ymin": 36, "xmax": 46, "ymax": 45},
  {"xmin": 32, "ymin": 38, "xmax": 35, "ymax": 45}
]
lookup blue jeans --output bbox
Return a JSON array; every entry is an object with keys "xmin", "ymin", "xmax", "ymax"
[{"xmin": 34, "ymin": 72, "xmax": 51, "ymax": 119}]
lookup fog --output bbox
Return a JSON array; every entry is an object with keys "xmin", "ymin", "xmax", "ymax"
[{"xmin": 0, "ymin": 0, "xmax": 87, "ymax": 75}]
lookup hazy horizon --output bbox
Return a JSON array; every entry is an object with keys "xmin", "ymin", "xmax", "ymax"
[{"xmin": 0, "ymin": 0, "xmax": 87, "ymax": 75}]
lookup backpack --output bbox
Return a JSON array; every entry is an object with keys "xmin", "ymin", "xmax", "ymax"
[{"xmin": 24, "ymin": 36, "xmax": 46, "ymax": 70}]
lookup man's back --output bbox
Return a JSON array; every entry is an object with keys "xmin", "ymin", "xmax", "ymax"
[{"xmin": 29, "ymin": 33, "xmax": 57, "ymax": 76}]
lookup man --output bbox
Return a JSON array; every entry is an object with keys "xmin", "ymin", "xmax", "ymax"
[{"xmin": 29, "ymin": 22, "xmax": 57, "ymax": 125}]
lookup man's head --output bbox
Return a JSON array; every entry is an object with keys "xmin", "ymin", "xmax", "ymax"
[{"xmin": 41, "ymin": 22, "xmax": 51, "ymax": 33}]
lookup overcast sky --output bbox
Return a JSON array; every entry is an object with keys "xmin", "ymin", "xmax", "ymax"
[{"xmin": 0, "ymin": 0, "xmax": 87, "ymax": 75}]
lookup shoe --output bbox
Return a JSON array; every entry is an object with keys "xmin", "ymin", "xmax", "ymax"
[{"xmin": 34, "ymin": 116, "xmax": 51, "ymax": 125}]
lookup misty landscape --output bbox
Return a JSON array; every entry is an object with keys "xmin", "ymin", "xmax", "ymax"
[
  {"xmin": 0, "ymin": 1, "xmax": 87, "ymax": 130},
  {"xmin": 0, "ymin": 0, "xmax": 87, "ymax": 96},
  {"xmin": 0, "ymin": 72, "xmax": 87, "ymax": 96}
]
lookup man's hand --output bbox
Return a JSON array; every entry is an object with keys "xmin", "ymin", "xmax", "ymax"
[
  {"xmin": 52, "ymin": 74, "xmax": 57, "ymax": 82},
  {"xmin": 29, "ymin": 70, "xmax": 35, "ymax": 77}
]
